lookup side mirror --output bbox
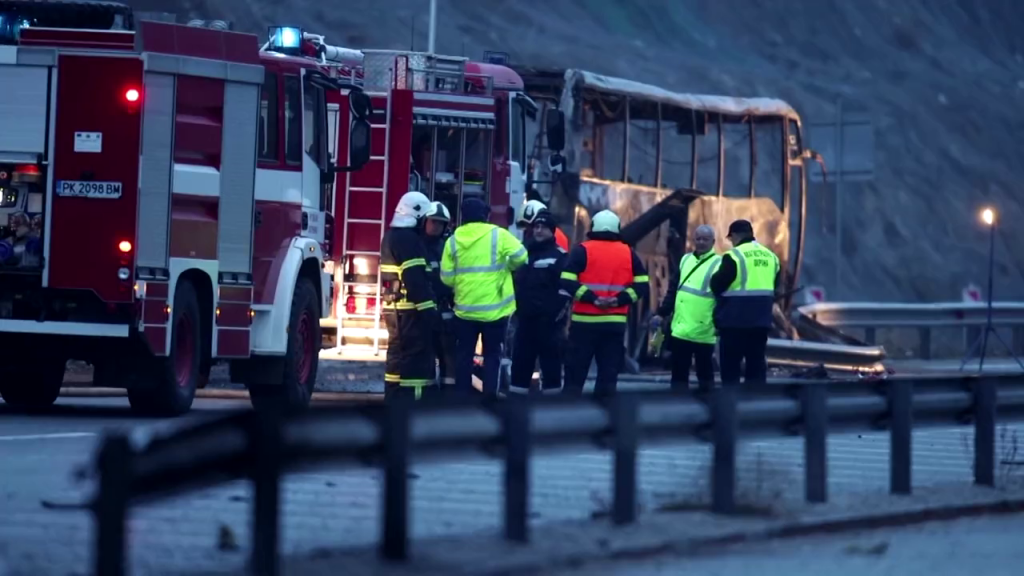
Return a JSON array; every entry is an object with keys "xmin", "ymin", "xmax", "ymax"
[
  {"xmin": 545, "ymin": 109, "xmax": 566, "ymax": 152},
  {"xmin": 330, "ymin": 90, "xmax": 374, "ymax": 173}
]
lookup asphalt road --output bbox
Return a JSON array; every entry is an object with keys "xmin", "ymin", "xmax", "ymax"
[{"xmin": 551, "ymin": 512, "xmax": 1024, "ymax": 576}]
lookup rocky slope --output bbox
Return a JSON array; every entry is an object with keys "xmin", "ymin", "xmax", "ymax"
[{"xmin": 129, "ymin": 0, "xmax": 1024, "ymax": 303}]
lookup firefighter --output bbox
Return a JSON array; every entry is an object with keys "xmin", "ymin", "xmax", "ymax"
[
  {"xmin": 509, "ymin": 209, "xmax": 571, "ymax": 395},
  {"xmin": 517, "ymin": 199, "xmax": 570, "ymax": 252},
  {"xmin": 652, "ymin": 225, "xmax": 721, "ymax": 392},
  {"xmin": 559, "ymin": 210, "xmax": 649, "ymax": 398},
  {"xmin": 379, "ymin": 191, "xmax": 438, "ymax": 401},
  {"xmin": 441, "ymin": 197, "xmax": 528, "ymax": 398},
  {"xmin": 709, "ymin": 219, "xmax": 780, "ymax": 386},
  {"xmin": 422, "ymin": 201, "xmax": 457, "ymax": 391}
]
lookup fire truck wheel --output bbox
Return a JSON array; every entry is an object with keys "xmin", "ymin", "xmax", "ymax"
[
  {"xmin": 127, "ymin": 280, "xmax": 201, "ymax": 416},
  {"xmin": 0, "ymin": 355, "xmax": 66, "ymax": 410},
  {"xmin": 249, "ymin": 277, "xmax": 319, "ymax": 413}
]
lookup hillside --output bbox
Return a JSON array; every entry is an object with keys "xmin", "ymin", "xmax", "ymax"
[{"xmin": 128, "ymin": 0, "xmax": 1024, "ymax": 303}]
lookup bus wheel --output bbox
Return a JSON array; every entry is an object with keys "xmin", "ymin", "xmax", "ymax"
[
  {"xmin": 249, "ymin": 277, "xmax": 319, "ymax": 414},
  {"xmin": 0, "ymin": 354, "xmax": 66, "ymax": 410},
  {"xmin": 128, "ymin": 280, "xmax": 201, "ymax": 416}
]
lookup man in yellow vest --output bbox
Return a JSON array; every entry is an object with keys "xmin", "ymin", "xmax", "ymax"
[
  {"xmin": 709, "ymin": 219, "xmax": 780, "ymax": 385},
  {"xmin": 441, "ymin": 197, "xmax": 528, "ymax": 398},
  {"xmin": 652, "ymin": 225, "xmax": 721, "ymax": 392}
]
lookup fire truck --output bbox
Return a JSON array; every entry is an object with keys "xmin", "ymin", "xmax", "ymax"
[
  {"xmin": 0, "ymin": 4, "xmax": 372, "ymax": 415},
  {"xmin": 319, "ymin": 43, "xmax": 536, "ymax": 350}
]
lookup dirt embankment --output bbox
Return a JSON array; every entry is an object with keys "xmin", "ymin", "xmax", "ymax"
[{"xmin": 129, "ymin": 0, "xmax": 1024, "ymax": 303}]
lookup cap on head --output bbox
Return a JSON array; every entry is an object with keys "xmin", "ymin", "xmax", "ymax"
[
  {"xmin": 461, "ymin": 197, "xmax": 491, "ymax": 223},
  {"xmin": 425, "ymin": 201, "xmax": 451, "ymax": 223},
  {"xmin": 517, "ymin": 199, "xmax": 548, "ymax": 227},
  {"xmin": 590, "ymin": 210, "xmax": 621, "ymax": 234},
  {"xmin": 391, "ymin": 191, "xmax": 431, "ymax": 228},
  {"xmin": 532, "ymin": 209, "xmax": 557, "ymax": 231},
  {"xmin": 727, "ymin": 219, "xmax": 754, "ymax": 236}
]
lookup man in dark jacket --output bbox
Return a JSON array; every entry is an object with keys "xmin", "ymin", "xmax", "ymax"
[
  {"xmin": 422, "ymin": 201, "xmax": 456, "ymax": 392},
  {"xmin": 509, "ymin": 210, "xmax": 571, "ymax": 395},
  {"xmin": 379, "ymin": 192, "xmax": 439, "ymax": 401},
  {"xmin": 709, "ymin": 219, "xmax": 780, "ymax": 386}
]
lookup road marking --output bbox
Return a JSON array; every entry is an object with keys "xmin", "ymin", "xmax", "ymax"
[{"xmin": 0, "ymin": 432, "xmax": 96, "ymax": 442}]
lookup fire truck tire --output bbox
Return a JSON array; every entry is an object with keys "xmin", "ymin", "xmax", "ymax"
[
  {"xmin": 127, "ymin": 280, "xmax": 201, "ymax": 416},
  {"xmin": 0, "ymin": 355, "xmax": 66, "ymax": 409},
  {"xmin": 248, "ymin": 277, "xmax": 319, "ymax": 413}
]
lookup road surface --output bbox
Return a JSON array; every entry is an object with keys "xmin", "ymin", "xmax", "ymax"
[
  {"xmin": 550, "ymin": 512, "xmax": 1024, "ymax": 575},
  {"xmin": 2, "ymin": 392, "xmax": 1022, "ymax": 574}
]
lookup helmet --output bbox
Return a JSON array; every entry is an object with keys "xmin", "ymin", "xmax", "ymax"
[
  {"xmin": 391, "ymin": 191, "xmax": 431, "ymax": 228},
  {"xmin": 516, "ymin": 199, "xmax": 548, "ymax": 227},
  {"xmin": 425, "ymin": 201, "xmax": 451, "ymax": 223},
  {"xmin": 591, "ymin": 210, "xmax": 621, "ymax": 234}
]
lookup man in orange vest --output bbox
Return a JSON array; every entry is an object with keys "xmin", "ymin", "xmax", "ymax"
[{"xmin": 559, "ymin": 210, "xmax": 649, "ymax": 398}]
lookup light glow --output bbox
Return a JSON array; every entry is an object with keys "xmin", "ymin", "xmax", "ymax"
[{"xmin": 981, "ymin": 207, "xmax": 995, "ymax": 226}]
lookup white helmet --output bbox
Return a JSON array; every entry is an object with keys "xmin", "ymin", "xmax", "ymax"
[
  {"xmin": 516, "ymin": 199, "xmax": 548, "ymax": 228},
  {"xmin": 425, "ymin": 201, "xmax": 451, "ymax": 223},
  {"xmin": 391, "ymin": 191, "xmax": 431, "ymax": 228},
  {"xmin": 591, "ymin": 210, "xmax": 621, "ymax": 234}
]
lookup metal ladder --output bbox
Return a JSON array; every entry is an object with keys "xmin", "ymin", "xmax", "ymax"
[{"xmin": 337, "ymin": 88, "xmax": 392, "ymax": 356}]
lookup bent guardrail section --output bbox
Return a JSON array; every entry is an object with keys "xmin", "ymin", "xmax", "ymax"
[{"xmin": 89, "ymin": 375, "xmax": 1024, "ymax": 576}]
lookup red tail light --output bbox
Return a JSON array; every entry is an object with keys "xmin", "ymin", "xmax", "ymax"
[
  {"xmin": 345, "ymin": 295, "xmax": 356, "ymax": 314},
  {"xmin": 118, "ymin": 240, "xmax": 132, "ymax": 253},
  {"xmin": 124, "ymin": 88, "xmax": 140, "ymax": 103}
]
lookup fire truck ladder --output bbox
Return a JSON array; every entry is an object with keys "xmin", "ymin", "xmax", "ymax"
[{"xmin": 338, "ymin": 89, "xmax": 391, "ymax": 356}]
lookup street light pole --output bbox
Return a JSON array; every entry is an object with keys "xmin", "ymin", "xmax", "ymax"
[{"xmin": 427, "ymin": 0, "xmax": 437, "ymax": 54}]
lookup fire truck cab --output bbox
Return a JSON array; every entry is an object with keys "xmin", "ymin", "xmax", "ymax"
[
  {"xmin": 322, "ymin": 45, "xmax": 537, "ymax": 350},
  {"xmin": 0, "ymin": 6, "xmax": 370, "ymax": 415}
]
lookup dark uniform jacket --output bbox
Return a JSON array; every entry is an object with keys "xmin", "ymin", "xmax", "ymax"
[
  {"xmin": 423, "ymin": 234, "xmax": 454, "ymax": 315},
  {"xmin": 709, "ymin": 237, "xmax": 778, "ymax": 329},
  {"xmin": 379, "ymin": 226, "xmax": 436, "ymax": 313},
  {"xmin": 514, "ymin": 237, "xmax": 570, "ymax": 322}
]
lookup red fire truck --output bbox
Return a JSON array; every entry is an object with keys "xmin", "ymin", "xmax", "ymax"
[
  {"xmin": 0, "ymin": 5, "xmax": 372, "ymax": 415},
  {"xmin": 318, "ymin": 43, "xmax": 536, "ymax": 351}
]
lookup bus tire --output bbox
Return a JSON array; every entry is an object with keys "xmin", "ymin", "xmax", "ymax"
[
  {"xmin": 249, "ymin": 277, "xmax": 319, "ymax": 413},
  {"xmin": 128, "ymin": 280, "xmax": 201, "ymax": 416},
  {"xmin": 0, "ymin": 355, "xmax": 66, "ymax": 410}
]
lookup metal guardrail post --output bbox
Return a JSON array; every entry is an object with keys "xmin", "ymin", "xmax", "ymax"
[
  {"xmin": 889, "ymin": 380, "xmax": 913, "ymax": 495},
  {"xmin": 93, "ymin": 434, "xmax": 133, "ymax": 576},
  {"xmin": 251, "ymin": 411, "xmax": 282, "ymax": 576},
  {"xmin": 801, "ymin": 385, "xmax": 828, "ymax": 503},
  {"xmin": 503, "ymin": 397, "xmax": 530, "ymax": 543},
  {"xmin": 380, "ymin": 398, "xmax": 412, "ymax": 561},
  {"xmin": 711, "ymin": 386, "xmax": 738, "ymax": 514},
  {"xmin": 918, "ymin": 328, "xmax": 932, "ymax": 360},
  {"xmin": 611, "ymin": 395, "xmax": 638, "ymax": 525},
  {"xmin": 973, "ymin": 378, "xmax": 997, "ymax": 487}
]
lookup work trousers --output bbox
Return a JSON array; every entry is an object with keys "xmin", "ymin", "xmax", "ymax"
[
  {"xmin": 718, "ymin": 327, "xmax": 770, "ymax": 385},
  {"xmin": 434, "ymin": 313, "xmax": 457, "ymax": 391},
  {"xmin": 455, "ymin": 316, "xmax": 509, "ymax": 398},
  {"xmin": 669, "ymin": 336, "xmax": 715, "ymax": 391},
  {"xmin": 564, "ymin": 322, "xmax": 625, "ymax": 399},
  {"xmin": 384, "ymin": 312, "xmax": 436, "ymax": 401},
  {"xmin": 509, "ymin": 316, "xmax": 563, "ymax": 394}
]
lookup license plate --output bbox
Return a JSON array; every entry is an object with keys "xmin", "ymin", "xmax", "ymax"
[{"xmin": 56, "ymin": 180, "xmax": 122, "ymax": 199}]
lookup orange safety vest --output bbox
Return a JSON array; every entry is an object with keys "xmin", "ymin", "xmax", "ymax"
[
  {"xmin": 571, "ymin": 240, "xmax": 633, "ymax": 319},
  {"xmin": 555, "ymin": 228, "xmax": 569, "ymax": 252}
]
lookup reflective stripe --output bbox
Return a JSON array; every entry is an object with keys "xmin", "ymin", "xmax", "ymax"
[
  {"xmin": 455, "ymin": 294, "xmax": 515, "ymax": 313},
  {"xmin": 533, "ymin": 257, "xmax": 558, "ymax": 268},
  {"xmin": 400, "ymin": 258, "xmax": 426, "ymax": 270},
  {"xmin": 441, "ymin": 311, "xmax": 455, "ymax": 320},
  {"xmin": 427, "ymin": 260, "xmax": 440, "ymax": 270},
  {"xmin": 561, "ymin": 271, "xmax": 578, "ymax": 281},
  {"xmin": 633, "ymin": 275, "xmax": 649, "ymax": 283},
  {"xmin": 570, "ymin": 313, "xmax": 627, "ymax": 323},
  {"xmin": 678, "ymin": 259, "xmax": 720, "ymax": 298},
  {"xmin": 584, "ymin": 283, "xmax": 626, "ymax": 291},
  {"xmin": 441, "ymin": 377, "xmax": 455, "ymax": 385},
  {"xmin": 380, "ymin": 264, "xmax": 401, "ymax": 273},
  {"xmin": 574, "ymin": 285, "xmax": 588, "ymax": 299},
  {"xmin": 414, "ymin": 300, "xmax": 436, "ymax": 310},
  {"xmin": 385, "ymin": 373, "xmax": 432, "ymax": 400},
  {"xmin": 624, "ymin": 287, "xmax": 638, "ymax": 302}
]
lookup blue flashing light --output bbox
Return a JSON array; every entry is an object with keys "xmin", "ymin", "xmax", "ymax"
[
  {"xmin": 268, "ymin": 26, "xmax": 302, "ymax": 52},
  {"xmin": 483, "ymin": 51, "xmax": 509, "ymax": 66}
]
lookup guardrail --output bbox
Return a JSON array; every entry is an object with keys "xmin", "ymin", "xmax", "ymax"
[
  {"xmin": 797, "ymin": 302, "xmax": 1024, "ymax": 360},
  {"xmin": 87, "ymin": 374, "xmax": 1024, "ymax": 575}
]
